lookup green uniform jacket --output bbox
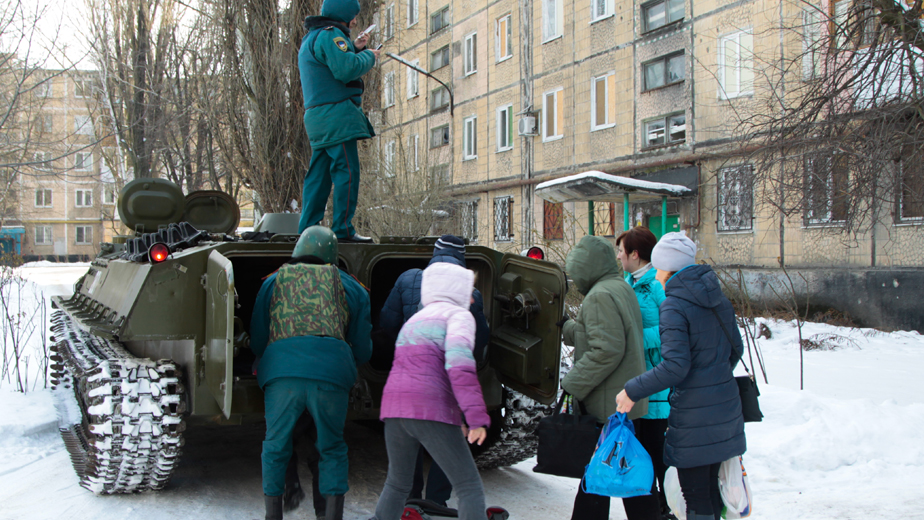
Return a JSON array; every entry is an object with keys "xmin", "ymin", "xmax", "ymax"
[
  {"xmin": 299, "ymin": 22, "xmax": 376, "ymax": 149},
  {"xmin": 561, "ymin": 235, "xmax": 649, "ymax": 422}
]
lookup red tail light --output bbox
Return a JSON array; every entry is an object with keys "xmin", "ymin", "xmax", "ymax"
[
  {"xmin": 526, "ymin": 246, "xmax": 545, "ymax": 260},
  {"xmin": 148, "ymin": 243, "xmax": 170, "ymax": 263}
]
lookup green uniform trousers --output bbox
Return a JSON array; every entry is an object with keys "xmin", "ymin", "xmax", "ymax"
[
  {"xmin": 262, "ymin": 377, "xmax": 350, "ymax": 497},
  {"xmin": 299, "ymin": 140, "xmax": 361, "ymax": 239}
]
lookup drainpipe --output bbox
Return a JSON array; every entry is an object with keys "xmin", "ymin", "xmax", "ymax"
[{"xmin": 519, "ymin": 0, "xmax": 533, "ymax": 248}]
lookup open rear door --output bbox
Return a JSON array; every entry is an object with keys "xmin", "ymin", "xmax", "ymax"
[
  {"xmin": 205, "ymin": 250, "xmax": 235, "ymax": 418},
  {"xmin": 489, "ymin": 254, "xmax": 567, "ymax": 404}
]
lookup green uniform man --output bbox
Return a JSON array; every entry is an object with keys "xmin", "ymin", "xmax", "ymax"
[{"xmin": 298, "ymin": 0, "xmax": 380, "ymax": 243}]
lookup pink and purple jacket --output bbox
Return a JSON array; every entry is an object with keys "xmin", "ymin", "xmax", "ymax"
[{"xmin": 379, "ymin": 262, "xmax": 491, "ymax": 429}]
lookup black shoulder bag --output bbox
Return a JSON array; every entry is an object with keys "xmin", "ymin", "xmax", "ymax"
[
  {"xmin": 711, "ymin": 308, "xmax": 764, "ymax": 423},
  {"xmin": 533, "ymin": 392, "xmax": 601, "ymax": 478}
]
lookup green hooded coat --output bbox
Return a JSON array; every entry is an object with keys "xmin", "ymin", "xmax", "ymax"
[{"xmin": 561, "ymin": 235, "xmax": 649, "ymax": 422}]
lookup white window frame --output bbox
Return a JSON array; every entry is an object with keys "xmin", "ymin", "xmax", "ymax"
[
  {"xmin": 384, "ymin": 3, "xmax": 395, "ymax": 40},
  {"xmin": 804, "ymin": 155, "xmax": 847, "ymax": 225},
  {"xmin": 717, "ymin": 29, "xmax": 754, "ymax": 100},
  {"xmin": 384, "ymin": 140, "xmax": 396, "ymax": 177},
  {"xmin": 542, "ymin": 0, "xmax": 563, "ymax": 43},
  {"xmin": 717, "ymin": 165, "xmax": 754, "ymax": 232},
  {"xmin": 409, "ymin": 134, "xmax": 419, "ymax": 171},
  {"xmin": 496, "ymin": 15, "xmax": 513, "ymax": 62},
  {"xmin": 37, "ymin": 114, "xmax": 53, "ymax": 133},
  {"xmin": 383, "ymin": 71, "xmax": 395, "ymax": 108},
  {"xmin": 463, "ymin": 116, "xmax": 478, "ymax": 160},
  {"xmin": 75, "ymin": 152, "xmax": 93, "ymax": 171},
  {"xmin": 407, "ymin": 59, "xmax": 420, "ymax": 98},
  {"xmin": 802, "ymin": 7, "xmax": 823, "ymax": 81},
  {"xmin": 35, "ymin": 80, "xmax": 52, "ymax": 97},
  {"xmin": 33, "ymin": 151, "xmax": 52, "ymax": 170},
  {"xmin": 75, "ymin": 225, "xmax": 93, "ymax": 245},
  {"xmin": 34, "ymin": 189, "xmax": 52, "ymax": 208},
  {"xmin": 464, "ymin": 32, "xmax": 477, "ymax": 76},
  {"xmin": 591, "ymin": 0, "xmax": 613, "ymax": 23},
  {"xmin": 103, "ymin": 184, "xmax": 117, "ymax": 205},
  {"xmin": 407, "ymin": 0, "xmax": 418, "ymax": 27},
  {"xmin": 75, "ymin": 189, "xmax": 93, "ymax": 207},
  {"xmin": 74, "ymin": 78, "xmax": 91, "ymax": 98},
  {"xmin": 497, "ymin": 104, "xmax": 514, "ymax": 152},
  {"xmin": 542, "ymin": 88, "xmax": 564, "ymax": 142},
  {"xmin": 591, "ymin": 73, "xmax": 615, "ymax": 131},
  {"xmin": 34, "ymin": 226, "xmax": 52, "ymax": 244},
  {"xmin": 75, "ymin": 115, "xmax": 93, "ymax": 136}
]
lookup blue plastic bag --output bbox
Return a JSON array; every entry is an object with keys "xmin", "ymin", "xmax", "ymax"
[{"xmin": 582, "ymin": 412, "xmax": 655, "ymax": 498}]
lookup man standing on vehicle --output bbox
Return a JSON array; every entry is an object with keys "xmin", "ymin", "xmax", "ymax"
[
  {"xmin": 250, "ymin": 225, "xmax": 372, "ymax": 520},
  {"xmin": 298, "ymin": 0, "xmax": 381, "ymax": 243}
]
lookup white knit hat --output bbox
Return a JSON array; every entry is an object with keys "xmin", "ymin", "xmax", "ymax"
[{"xmin": 651, "ymin": 231, "xmax": 697, "ymax": 272}]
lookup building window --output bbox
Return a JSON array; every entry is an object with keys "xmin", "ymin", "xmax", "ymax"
[
  {"xmin": 431, "ymin": 86, "xmax": 450, "ymax": 111},
  {"xmin": 35, "ymin": 80, "xmax": 52, "ymax": 97},
  {"xmin": 496, "ymin": 15, "xmax": 512, "ymax": 62},
  {"xmin": 497, "ymin": 104, "xmax": 514, "ymax": 152},
  {"xmin": 802, "ymin": 7, "xmax": 823, "ymax": 81},
  {"xmin": 594, "ymin": 202, "xmax": 616, "ymax": 236},
  {"xmin": 430, "ymin": 124, "xmax": 450, "ymax": 148},
  {"xmin": 74, "ymin": 78, "xmax": 92, "ymax": 98},
  {"xmin": 384, "ymin": 3, "xmax": 395, "ymax": 40},
  {"xmin": 383, "ymin": 140, "xmax": 396, "ymax": 177},
  {"xmin": 383, "ymin": 71, "xmax": 395, "ymax": 108},
  {"xmin": 34, "ymin": 226, "xmax": 52, "ymax": 244},
  {"xmin": 407, "ymin": 59, "xmax": 419, "ymax": 98},
  {"xmin": 76, "ymin": 189, "xmax": 93, "ymax": 207},
  {"xmin": 103, "ymin": 185, "xmax": 117, "ymax": 205},
  {"xmin": 591, "ymin": 0, "xmax": 612, "ymax": 22},
  {"xmin": 718, "ymin": 165, "xmax": 754, "ymax": 232},
  {"xmin": 409, "ymin": 134, "xmax": 419, "ymax": 171},
  {"xmin": 463, "ymin": 116, "xmax": 478, "ymax": 160},
  {"xmin": 407, "ymin": 0, "xmax": 418, "ymax": 26},
  {"xmin": 460, "ymin": 200, "xmax": 478, "ymax": 240},
  {"xmin": 591, "ymin": 73, "xmax": 615, "ymax": 130},
  {"xmin": 494, "ymin": 196, "xmax": 513, "ymax": 241},
  {"xmin": 33, "ymin": 152, "xmax": 53, "ymax": 170},
  {"xmin": 35, "ymin": 114, "xmax": 53, "ymax": 133},
  {"xmin": 543, "ymin": 201, "xmax": 563, "ymax": 239},
  {"xmin": 75, "ymin": 115, "xmax": 93, "ymax": 135},
  {"xmin": 897, "ymin": 160, "xmax": 924, "ymax": 221},
  {"xmin": 35, "ymin": 189, "xmax": 52, "ymax": 208},
  {"xmin": 431, "ymin": 45, "xmax": 450, "ymax": 70},
  {"xmin": 642, "ymin": 0, "xmax": 683, "ymax": 32},
  {"xmin": 430, "ymin": 7, "xmax": 450, "ymax": 34},
  {"xmin": 643, "ymin": 113, "xmax": 685, "ymax": 148},
  {"xmin": 804, "ymin": 154, "xmax": 848, "ymax": 225},
  {"xmin": 75, "ymin": 152, "xmax": 93, "ymax": 171},
  {"xmin": 464, "ymin": 32, "xmax": 477, "ymax": 76},
  {"xmin": 542, "ymin": 0, "xmax": 563, "ymax": 42},
  {"xmin": 430, "ymin": 164, "xmax": 450, "ymax": 186},
  {"xmin": 718, "ymin": 30, "xmax": 754, "ymax": 99},
  {"xmin": 75, "ymin": 226, "xmax": 93, "ymax": 245},
  {"xmin": 542, "ymin": 88, "xmax": 563, "ymax": 141},
  {"xmin": 643, "ymin": 52, "xmax": 685, "ymax": 90}
]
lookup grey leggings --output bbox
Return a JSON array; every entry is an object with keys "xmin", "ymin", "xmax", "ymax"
[{"xmin": 373, "ymin": 418, "xmax": 486, "ymax": 520}]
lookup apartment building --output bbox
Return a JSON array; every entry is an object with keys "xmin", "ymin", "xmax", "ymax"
[{"xmin": 372, "ymin": 0, "xmax": 924, "ymax": 270}]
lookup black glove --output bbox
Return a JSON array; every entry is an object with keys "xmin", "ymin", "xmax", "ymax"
[{"xmin": 555, "ymin": 315, "xmax": 570, "ymax": 327}]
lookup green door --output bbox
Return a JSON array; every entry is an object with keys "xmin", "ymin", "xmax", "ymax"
[
  {"xmin": 649, "ymin": 214, "xmax": 680, "ymax": 239},
  {"xmin": 205, "ymin": 250, "xmax": 235, "ymax": 418}
]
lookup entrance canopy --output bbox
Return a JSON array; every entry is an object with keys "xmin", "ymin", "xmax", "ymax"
[{"xmin": 535, "ymin": 170, "xmax": 691, "ymax": 203}]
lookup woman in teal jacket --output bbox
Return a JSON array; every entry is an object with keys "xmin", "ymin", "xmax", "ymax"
[{"xmin": 616, "ymin": 227, "xmax": 671, "ymax": 518}]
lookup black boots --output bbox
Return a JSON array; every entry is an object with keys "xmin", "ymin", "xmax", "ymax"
[
  {"xmin": 686, "ymin": 511, "xmax": 717, "ymax": 520},
  {"xmin": 324, "ymin": 494, "xmax": 344, "ymax": 520},
  {"xmin": 265, "ymin": 494, "xmax": 283, "ymax": 520}
]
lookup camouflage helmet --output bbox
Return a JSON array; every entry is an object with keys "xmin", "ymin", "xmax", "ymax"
[{"xmin": 293, "ymin": 225, "xmax": 339, "ymax": 264}]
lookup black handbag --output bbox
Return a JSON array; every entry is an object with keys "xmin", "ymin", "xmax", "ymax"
[
  {"xmin": 712, "ymin": 308, "xmax": 764, "ymax": 423},
  {"xmin": 533, "ymin": 392, "xmax": 601, "ymax": 478}
]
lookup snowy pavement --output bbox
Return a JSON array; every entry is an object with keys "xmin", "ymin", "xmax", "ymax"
[{"xmin": 1, "ymin": 264, "xmax": 923, "ymax": 519}]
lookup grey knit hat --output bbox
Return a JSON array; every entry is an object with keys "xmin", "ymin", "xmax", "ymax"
[
  {"xmin": 433, "ymin": 234, "xmax": 466, "ymax": 263},
  {"xmin": 651, "ymin": 231, "xmax": 697, "ymax": 272}
]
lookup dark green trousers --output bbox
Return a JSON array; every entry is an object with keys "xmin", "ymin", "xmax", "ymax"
[
  {"xmin": 262, "ymin": 377, "xmax": 349, "ymax": 497},
  {"xmin": 299, "ymin": 140, "xmax": 361, "ymax": 239}
]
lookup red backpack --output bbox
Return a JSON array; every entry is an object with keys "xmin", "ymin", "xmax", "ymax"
[{"xmin": 402, "ymin": 505, "xmax": 432, "ymax": 520}]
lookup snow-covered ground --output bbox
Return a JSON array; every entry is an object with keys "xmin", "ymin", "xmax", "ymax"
[{"xmin": 1, "ymin": 263, "xmax": 923, "ymax": 519}]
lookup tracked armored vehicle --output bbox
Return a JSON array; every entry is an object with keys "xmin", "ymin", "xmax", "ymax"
[{"xmin": 51, "ymin": 178, "xmax": 566, "ymax": 494}]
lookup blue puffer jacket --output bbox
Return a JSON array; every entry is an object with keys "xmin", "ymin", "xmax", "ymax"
[
  {"xmin": 624, "ymin": 264, "xmax": 746, "ymax": 468},
  {"xmin": 378, "ymin": 254, "xmax": 489, "ymax": 363},
  {"xmin": 628, "ymin": 267, "xmax": 669, "ymax": 420}
]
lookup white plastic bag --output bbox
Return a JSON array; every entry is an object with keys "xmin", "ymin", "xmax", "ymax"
[
  {"xmin": 719, "ymin": 456, "xmax": 753, "ymax": 519},
  {"xmin": 663, "ymin": 466, "xmax": 686, "ymax": 520}
]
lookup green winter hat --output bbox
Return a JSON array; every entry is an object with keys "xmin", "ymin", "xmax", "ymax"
[
  {"xmin": 321, "ymin": 0, "xmax": 360, "ymax": 24},
  {"xmin": 293, "ymin": 225, "xmax": 339, "ymax": 264}
]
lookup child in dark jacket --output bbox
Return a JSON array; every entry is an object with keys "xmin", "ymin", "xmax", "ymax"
[{"xmin": 371, "ymin": 262, "xmax": 491, "ymax": 520}]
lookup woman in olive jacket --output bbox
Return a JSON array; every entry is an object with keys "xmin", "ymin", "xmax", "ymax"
[
  {"xmin": 617, "ymin": 232, "xmax": 745, "ymax": 520},
  {"xmin": 560, "ymin": 235, "xmax": 659, "ymax": 520}
]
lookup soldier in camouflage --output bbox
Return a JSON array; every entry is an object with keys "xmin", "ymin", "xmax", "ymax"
[{"xmin": 250, "ymin": 226, "xmax": 372, "ymax": 520}]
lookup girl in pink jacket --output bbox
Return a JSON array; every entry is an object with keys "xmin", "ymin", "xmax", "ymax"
[{"xmin": 371, "ymin": 262, "xmax": 491, "ymax": 520}]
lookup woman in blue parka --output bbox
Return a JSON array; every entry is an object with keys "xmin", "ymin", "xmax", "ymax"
[
  {"xmin": 616, "ymin": 232, "xmax": 745, "ymax": 520},
  {"xmin": 615, "ymin": 227, "xmax": 670, "ymax": 517}
]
